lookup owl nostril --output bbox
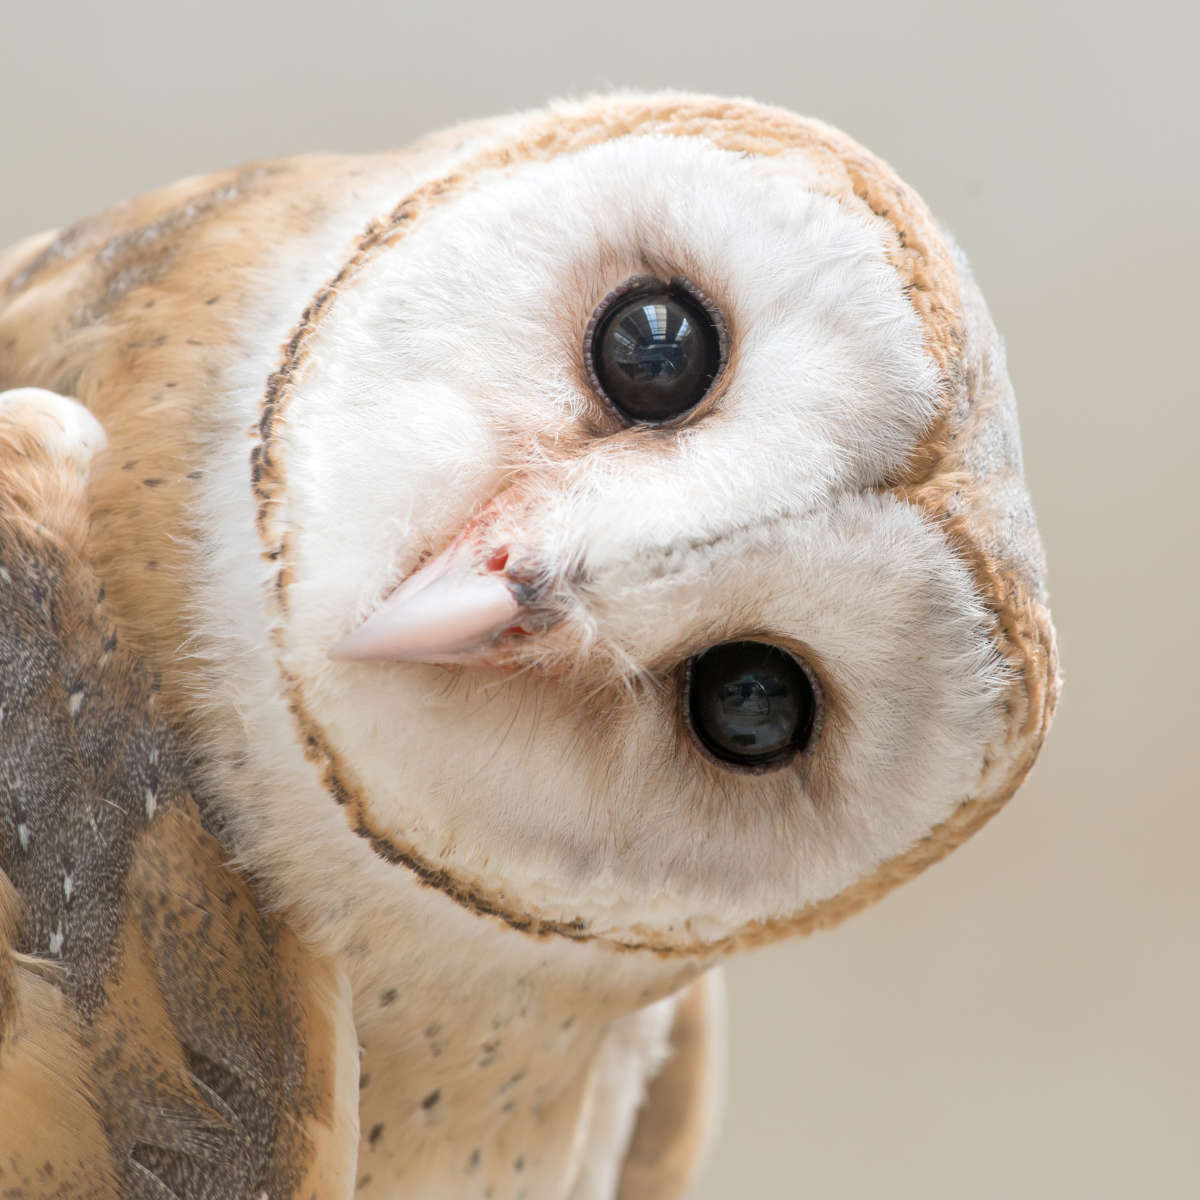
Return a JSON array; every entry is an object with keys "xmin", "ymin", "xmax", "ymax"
[{"xmin": 485, "ymin": 547, "xmax": 510, "ymax": 573}]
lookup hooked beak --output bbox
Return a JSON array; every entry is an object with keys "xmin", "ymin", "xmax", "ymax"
[{"xmin": 328, "ymin": 489, "xmax": 553, "ymax": 666}]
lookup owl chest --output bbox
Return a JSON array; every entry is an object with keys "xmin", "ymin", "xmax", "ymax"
[
  {"xmin": 348, "ymin": 978, "xmax": 607, "ymax": 1199},
  {"xmin": 331, "ymin": 899, "xmax": 684, "ymax": 1200}
]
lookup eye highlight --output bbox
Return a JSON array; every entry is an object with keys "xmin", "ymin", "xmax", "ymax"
[
  {"xmin": 585, "ymin": 276, "xmax": 726, "ymax": 424},
  {"xmin": 685, "ymin": 642, "xmax": 819, "ymax": 771}
]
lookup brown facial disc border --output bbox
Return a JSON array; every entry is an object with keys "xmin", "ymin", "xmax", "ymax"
[{"xmin": 252, "ymin": 95, "xmax": 1050, "ymax": 958}]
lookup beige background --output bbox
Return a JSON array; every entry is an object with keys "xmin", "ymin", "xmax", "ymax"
[{"xmin": 2, "ymin": 2, "xmax": 1196, "ymax": 1195}]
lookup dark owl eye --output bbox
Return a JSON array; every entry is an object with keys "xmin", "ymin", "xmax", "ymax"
[
  {"xmin": 585, "ymin": 277, "xmax": 725, "ymax": 423},
  {"xmin": 686, "ymin": 642, "xmax": 819, "ymax": 771}
]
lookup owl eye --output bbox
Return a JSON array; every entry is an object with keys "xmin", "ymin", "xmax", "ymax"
[
  {"xmin": 685, "ymin": 642, "xmax": 819, "ymax": 771},
  {"xmin": 585, "ymin": 277, "xmax": 725, "ymax": 423}
]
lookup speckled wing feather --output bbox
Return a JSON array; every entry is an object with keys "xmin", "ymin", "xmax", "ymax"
[{"xmin": 0, "ymin": 403, "xmax": 358, "ymax": 1198}]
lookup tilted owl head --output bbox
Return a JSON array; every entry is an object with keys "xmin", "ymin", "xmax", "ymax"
[{"xmin": 73, "ymin": 93, "xmax": 1056, "ymax": 961}]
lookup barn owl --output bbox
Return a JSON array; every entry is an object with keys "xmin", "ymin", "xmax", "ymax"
[{"xmin": 0, "ymin": 93, "xmax": 1058, "ymax": 1198}]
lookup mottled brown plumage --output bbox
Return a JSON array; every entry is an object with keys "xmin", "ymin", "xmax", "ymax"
[{"xmin": 0, "ymin": 399, "xmax": 357, "ymax": 1197}]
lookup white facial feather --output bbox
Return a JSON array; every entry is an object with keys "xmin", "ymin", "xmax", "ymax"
[{"xmin": 187, "ymin": 125, "xmax": 1007, "ymax": 953}]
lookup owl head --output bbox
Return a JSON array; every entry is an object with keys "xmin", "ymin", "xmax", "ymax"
[{"xmin": 45, "ymin": 93, "xmax": 1057, "ymax": 963}]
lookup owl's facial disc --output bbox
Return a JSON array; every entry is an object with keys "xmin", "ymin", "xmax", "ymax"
[{"xmin": 273, "ymin": 129, "xmax": 1013, "ymax": 945}]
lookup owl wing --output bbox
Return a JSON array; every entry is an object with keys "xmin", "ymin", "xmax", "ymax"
[
  {"xmin": 0, "ymin": 393, "xmax": 359, "ymax": 1199},
  {"xmin": 615, "ymin": 972, "xmax": 722, "ymax": 1200}
]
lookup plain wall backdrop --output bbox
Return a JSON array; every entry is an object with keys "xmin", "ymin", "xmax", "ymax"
[{"xmin": 2, "ymin": 2, "xmax": 1195, "ymax": 1195}]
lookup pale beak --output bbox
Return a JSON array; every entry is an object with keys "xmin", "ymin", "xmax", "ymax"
[{"xmin": 329, "ymin": 492, "xmax": 548, "ymax": 666}]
